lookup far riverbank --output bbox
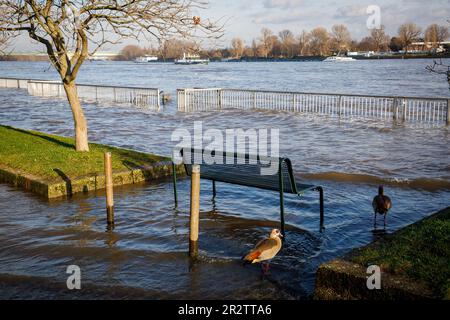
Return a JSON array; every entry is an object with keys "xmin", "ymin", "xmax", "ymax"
[{"xmin": 1, "ymin": 52, "xmax": 450, "ymax": 62}]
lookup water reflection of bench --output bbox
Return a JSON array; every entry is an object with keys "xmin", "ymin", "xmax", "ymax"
[{"xmin": 172, "ymin": 148, "xmax": 324, "ymax": 235}]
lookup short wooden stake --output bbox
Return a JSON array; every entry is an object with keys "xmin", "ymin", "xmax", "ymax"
[
  {"xmin": 104, "ymin": 152, "xmax": 114, "ymax": 226},
  {"xmin": 189, "ymin": 165, "xmax": 201, "ymax": 258}
]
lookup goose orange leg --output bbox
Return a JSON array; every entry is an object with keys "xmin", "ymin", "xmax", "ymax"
[{"xmin": 261, "ymin": 262, "xmax": 271, "ymax": 276}]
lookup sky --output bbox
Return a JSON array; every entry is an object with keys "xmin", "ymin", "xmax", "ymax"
[{"xmin": 8, "ymin": 0, "xmax": 450, "ymax": 52}]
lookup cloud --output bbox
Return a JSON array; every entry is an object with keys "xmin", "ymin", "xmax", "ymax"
[
  {"xmin": 334, "ymin": 5, "xmax": 367, "ymax": 18},
  {"xmin": 263, "ymin": 0, "xmax": 304, "ymax": 9},
  {"xmin": 251, "ymin": 9, "xmax": 321, "ymax": 25}
]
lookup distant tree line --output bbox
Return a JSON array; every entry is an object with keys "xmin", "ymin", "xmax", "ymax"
[{"xmin": 120, "ymin": 22, "xmax": 450, "ymax": 60}]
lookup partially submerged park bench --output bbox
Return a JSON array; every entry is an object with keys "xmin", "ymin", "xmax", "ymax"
[{"xmin": 172, "ymin": 148, "xmax": 325, "ymax": 237}]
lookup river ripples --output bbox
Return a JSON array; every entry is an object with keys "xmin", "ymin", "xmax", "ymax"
[{"xmin": 0, "ymin": 60, "xmax": 449, "ymax": 299}]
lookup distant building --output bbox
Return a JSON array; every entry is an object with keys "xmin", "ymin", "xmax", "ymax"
[
  {"xmin": 409, "ymin": 41, "xmax": 450, "ymax": 53},
  {"xmin": 88, "ymin": 52, "xmax": 120, "ymax": 61},
  {"xmin": 1, "ymin": 51, "xmax": 120, "ymax": 61},
  {"xmin": 65, "ymin": 51, "xmax": 120, "ymax": 61},
  {"xmin": 347, "ymin": 51, "xmax": 376, "ymax": 57}
]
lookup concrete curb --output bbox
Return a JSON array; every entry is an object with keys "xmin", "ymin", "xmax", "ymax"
[
  {"xmin": 0, "ymin": 162, "xmax": 185, "ymax": 199},
  {"xmin": 314, "ymin": 258, "xmax": 433, "ymax": 300}
]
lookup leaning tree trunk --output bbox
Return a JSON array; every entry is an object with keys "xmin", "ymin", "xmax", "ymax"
[{"xmin": 63, "ymin": 81, "xmax": 89, "ymax": 152}]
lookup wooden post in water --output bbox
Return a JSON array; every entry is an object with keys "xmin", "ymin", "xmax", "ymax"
[
  {"xmin": 104, "ymin": 152, "xmax": 115, "ymax": 226},
  {"xmin": 189, "ymin": 164, "xmax": 201, "ymax": 258}
]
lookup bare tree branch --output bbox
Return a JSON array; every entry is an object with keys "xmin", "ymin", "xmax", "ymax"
[
  {"xmin": 426, "ymin": 59, "xmax": 450, "ymax": 89},
  {"xmin": 0, "ymin": 0, "xmax": 224, "ymax": 82},
  {"xmin": 0, "ymin": 0, "xmax": 224, "ymax": 152}
]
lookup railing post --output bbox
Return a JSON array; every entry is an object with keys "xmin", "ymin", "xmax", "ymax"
[
  {"xmin": 292, "ymin": 93, "xmax": 296, "ymax": 111},
  {"xmin": 447, "ymin": 99, "xmax": 450, "ymax": 126},
  {"xmin": 253, "ymin": 91, "xmax": 257, "ymax": 109},
  {"xmin": 402, "ymin": 98, "xmax": 407, "ymax": 122},
  {"xmin": 113, "ymin": 87, "xmax": 117, "ymax": 102},
  {"xmin": 218, "ymin": 89, "xmax": 222, "ymax": 109},
  {"xmin": 393, "ymin": 98, "xmax": 398, "ymax": 121},
  {"xmin": 338, "ymin": 95, "xmax": 343, "ymax": 117},
  {"xmin": 157, "ymin": 89, "xmax": 161, "ymax": 110},
  {"xmin": 189, "ymin": 164, "xmax": 201, "ymax": 258}
]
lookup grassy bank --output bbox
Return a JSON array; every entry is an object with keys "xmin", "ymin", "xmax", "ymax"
[
  {"xmin": 349, "ymin": 207, "xmax": 450, "ymax": 299},
  {"xmin": 0, "ymin": 125, "xmax": 168, "ymax": 183}
]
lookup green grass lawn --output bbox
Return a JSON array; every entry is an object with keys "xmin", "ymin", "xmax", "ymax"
[
  {"xmin": 0, "ymin": 125, "xmax": 168, "ymax": 182},
  {"xmin": 350, "ymin": 207, "xmax": 450, "ymax": 299}
]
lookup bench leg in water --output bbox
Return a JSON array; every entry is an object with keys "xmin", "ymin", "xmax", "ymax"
[
  {"xmin": 212, "ymin": 180, "xmax": 217, "ymax": 199},
  {"xmin": 172, "ymin": 162, "xmax": 178, "ymax": 207},
  {"xmin": 278, "ymin": 161, "xmax": 286, "ymax": 238},
  {"xmin": 314, "ymin": 187, "xmax": 325, "ymax": 231}
]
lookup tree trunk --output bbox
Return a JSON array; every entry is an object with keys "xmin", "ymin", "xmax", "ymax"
[{"xmin": 63, "ymin": 81, "xmax": 89, "ymax": 152}]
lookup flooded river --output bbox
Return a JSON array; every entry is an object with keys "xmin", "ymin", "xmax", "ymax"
[{"xmin": 0, "ymin": 60, "xmax": 449, "ymax": 299}]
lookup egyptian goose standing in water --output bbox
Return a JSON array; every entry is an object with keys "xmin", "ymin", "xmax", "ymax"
[
  {"xmin": 242, "ymin": 229, "xmax": 283, "ymax": 275},
  {"xmin": 372, "ymin": 186, "xmax": 392, "ymax": 225}
]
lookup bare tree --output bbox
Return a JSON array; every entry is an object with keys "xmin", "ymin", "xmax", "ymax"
[
  {"xmin": 357, "ymin": 37, "xmax": 375, "ymax": 51},
  {"xmin": 0, "ymin": 33, "xmax": 6, "ymax": 53},
  {"xmin": 309, "ymin": 27, "xmax": 329, "ymax": 56},
  {"xmin": 330, "ymin": 24, "xmax": 351, "ymax": 51},
  {"xmin": 0, "ymin": 7, "xmax": 8, "ymax": 53},
  {"xmin": 230, "ymin": 37, "xmax": 244, "ymax": 59},
  {"xmin": 120, "ymin": 45, "xmax": 145, "ymax": 61},
  {"xmin": 425, "ymin": 24, "xmax": 450, "ymax": 48},
  {"xmin": 398, "ymin": 23, "xmax": 422, "ymax": 54},
  {"xmin": 426, "ymin": 59, "xmax": 450, "ymax": 89},
  {"xmin": 243, "ymin": 46, "xmax": 254, "ymax": 58},
  {"xmin": 160, "ymin": 38, "xmax": 199, "ymax": 60},
  {"xmin": 297, "ymin": 30, "xmax": 310, "ymax": 56},
  {"xmin": 259, "ymin": 28, "xmax": 274, "ymax": 58},
  {"xmin": 426, "ymin": 20, "xmax": 450, "ymax": 89},
  {"xmin": 0, "ymin": 1, "xmax": 222, "ymax": 151},
  {"xmin": 370, "ymin": 25, "xmax": 389, "ymax": 52},
  {"xmin": 278, "ymin": 29, "xmax": 294, "ymax": 58},
  {"xmin": 251, "ymin": 39, "xmax": 258, "ymax": 57}
]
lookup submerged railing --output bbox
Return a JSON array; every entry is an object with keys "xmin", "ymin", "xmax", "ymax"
[
  {"xmin": 0, "ymin": 77, "xmax": 161, "ymax": 110},
  {"xmin": 178, "ymin": 88, "xmax": 450, "ymax": 125},
  {"xmin": 0, "ymin": 77, "xmax": 30, "ymax": 89}
]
